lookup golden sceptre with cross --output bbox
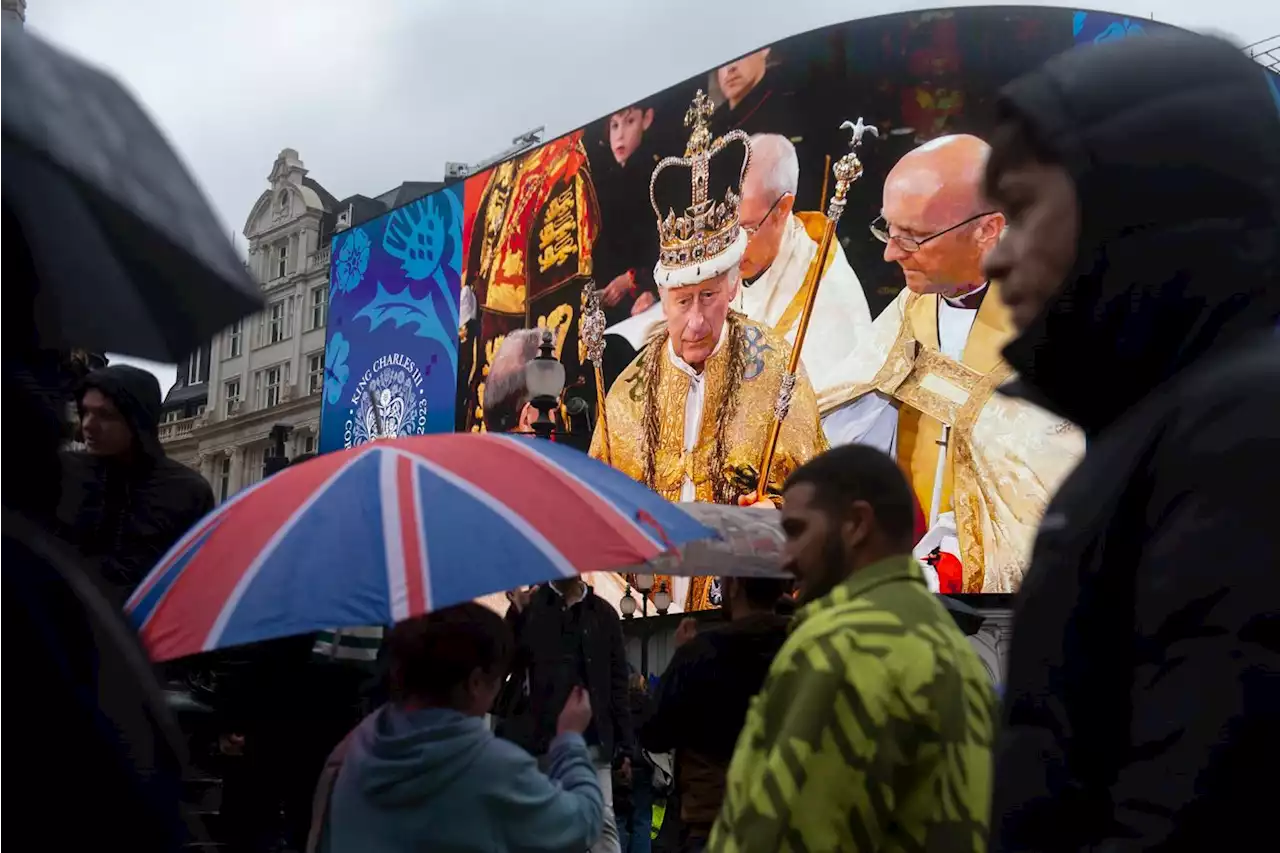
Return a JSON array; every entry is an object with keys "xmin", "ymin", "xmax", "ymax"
[
  {"xmin": 580, "ymin": 280, "xmax": 611, "ymax": 464},
  {"xmin": 754, "ymin": 118, "xmax": 877, "ymax": 502}
]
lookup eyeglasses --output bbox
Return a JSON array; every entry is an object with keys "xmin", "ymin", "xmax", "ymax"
[
  {"xmin": 741, "ymin": 193, "xmax": 790, "ymax": 235},
  {"xmin": 870, "ymin": 211, "xmax": 997, "ymax": 253}
]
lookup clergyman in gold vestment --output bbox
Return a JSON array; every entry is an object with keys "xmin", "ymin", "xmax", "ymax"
[
  {"xmin": 824, "ymin": 134, "xmax": 1083, "ymax": 593},
  {"xmin": 589, "ymin": 93, "xmax": 827, "ymax": 609}
]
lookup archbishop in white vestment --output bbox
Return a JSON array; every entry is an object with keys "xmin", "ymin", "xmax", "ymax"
[{"xmin": 733, "ymin": 134, "xmax": 872, "ymax": 419}]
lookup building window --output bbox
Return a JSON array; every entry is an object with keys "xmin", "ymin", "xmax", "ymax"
[
  {"xmin": 268, "ymin": 300, "xmax": 287, "ymax": 344},
  {"xmin": 187, "ymin": 348, "xmax": 203, "ymax": 385},
  {"xmin": 304, "ymin": 434, "xmax": 316, "ymax": 455},
  {"xmin": 276, "ymin": 243, "xmax": 288, "ymax": 280},
  {"xmin": 224, "ymin": 378, "xmax": 241, "ymax": 417},
  {"xmin": 219, "ymin": 455, "xmax": 231, "ymax": 502},
  {"xmin": 309, "ymin": 285, "xmax": 328, "ymax": 330},
  {"xmin": 243, "ymin": 449, "xmax": 263, "ymax": 487},
  {"xmin": 196, "ymin": 403, "xmax": 207, "ymax": 417},
  {"xmin": 307, "ymin": 351, "xmax": 325, "ymax": 396},
  {"xmin": 255, "ymin": 364, "xmax": 286, "ymax": 409},
  {"xmin": 163, "ymin": 409, "xmax": 181, "ymax": 424},
  {"xmin": 226, "ymin": 320, "xmax": 243, "ymax": 359}
]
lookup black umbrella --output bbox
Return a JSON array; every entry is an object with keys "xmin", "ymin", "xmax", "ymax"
[{"xmin": 1, "ymin": 24, "xmax": 262, "ymax": 362}]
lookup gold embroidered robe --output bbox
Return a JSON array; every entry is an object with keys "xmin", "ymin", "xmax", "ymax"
[
  {"xmin": 590, "ymin": 314, "xmax": 827, "ymax": 610},
  {"xmin": 825, "ymin": 283, "xmax": 1084, "ymax": 592}
]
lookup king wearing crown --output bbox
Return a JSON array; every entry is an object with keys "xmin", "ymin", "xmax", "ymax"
[{"xmin": 590, "ymin": 93, "xmax": 827, "ymax": 593}]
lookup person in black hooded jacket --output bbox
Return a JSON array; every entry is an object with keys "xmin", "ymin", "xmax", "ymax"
[
  {"xmin": 58, "ymin": 364, "xmax": 215, "ymax": 606},
  {"xmin": 3, "ymin": 212, "xmax": 196, "ymax": 850},
  {"xmin": 980, "ymin": 30, "xmax": 1280, "ymax": 851}
]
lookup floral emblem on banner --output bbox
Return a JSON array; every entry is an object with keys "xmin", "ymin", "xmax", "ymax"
[
  {"xmin": 333, "ymin": 228, "xmax": 371, "ymax": 295},
  {"xmin": 324, "ymin": 333, "xmax": 351, "ymax": 404},
  {"xmin": 382, "ymin": 193, "xmax": 463, "ymax": 331}
]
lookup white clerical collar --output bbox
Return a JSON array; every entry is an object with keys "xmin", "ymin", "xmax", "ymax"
[
  {"xmin": 942, "ymin": 281, "xmax": 988, "ymax": 309},
  {"xmin": 667, "ymin": 321, "xmax": 729, "ymax": 379}
]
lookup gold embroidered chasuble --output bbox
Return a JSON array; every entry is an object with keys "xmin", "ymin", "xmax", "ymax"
[
  {"xmin": 826, "ymin": 283, "xmax": 1084, "ymax": 592},
  {"xmin": 590, "ymin": 314, "xmax": 827, "ymax": 610}
]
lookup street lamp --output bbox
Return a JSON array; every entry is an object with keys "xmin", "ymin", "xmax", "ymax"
[
  {"xmin": 653, "ymin": 583, "xmax": 672, "ymax": 615},
  {"xmin": 619, "ymin": 586, "xmax": 638, "ymax": 619},
  {"xmin": 633, "ymin": 573, "xmax": 654, "ymax": 677},
  {"xmin": 524, "ymin": 329, "xmax": 565, "ymax": 440}
]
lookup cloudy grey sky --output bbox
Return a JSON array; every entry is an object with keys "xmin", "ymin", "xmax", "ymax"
[{"xmin": 28, "ymin": 0, "xmax": 1275, "ymax": 391}]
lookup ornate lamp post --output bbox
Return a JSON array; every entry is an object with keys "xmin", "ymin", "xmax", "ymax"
[
  {"xmin": 633, "ymin": 573, "xmax": 655, "ymax": 677},
  {"xmin": 653, "ymin": 583, "xmax": 672, "ymax": 616},
  {"xmin": 619, "ymin": 585, "xmax": 638, "ymax": 619},
  {"xmin": 524, "ymin": 329, "xmax": 565, "ymax": 440}
]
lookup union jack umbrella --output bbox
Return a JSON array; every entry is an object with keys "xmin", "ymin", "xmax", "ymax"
[{"xmin": 126, "ymin": 434, "xmax": 716, "ymax": 662}]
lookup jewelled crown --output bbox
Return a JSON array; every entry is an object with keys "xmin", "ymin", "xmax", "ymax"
[{"xmin": 649, "ymin": 91, "xmax": 752, "ymax": 288}]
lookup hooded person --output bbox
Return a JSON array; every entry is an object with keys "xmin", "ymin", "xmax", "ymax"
[
  {"xmin": 2, "ymin": 207, "xmax": 196, "ymax": 850},
  {"xmin": 58, "ymin": 363, "xmax": 215, "ymax": 606},
  {"xmin": 981, "ymin": 31, "xmax": 1280, "ymax": 851},
  {"xmin": 319, "ymin": 604, "xmax": 605, "ymax": 853}
]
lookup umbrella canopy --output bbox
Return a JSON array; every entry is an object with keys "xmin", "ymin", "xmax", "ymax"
[
  {"xmin": 1, "ymin": 24, "xmax": 262, "ymax": 362},
  {"xmin": 653, "ymin": 503, "xmax": 792, "ymax": 579},
  {"xmin": 126, "ymin": 434, "xmax": 716, "ymax": 661}
]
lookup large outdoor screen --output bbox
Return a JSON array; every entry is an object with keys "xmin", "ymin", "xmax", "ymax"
[{"xmin": 324, "ymin": 7, "xmax": 1267, "ymax": 605}]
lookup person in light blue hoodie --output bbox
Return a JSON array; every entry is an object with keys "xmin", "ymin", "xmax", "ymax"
[{"xmin": 321, "ymin": 603, "xmax": 604, "ymax": 852}]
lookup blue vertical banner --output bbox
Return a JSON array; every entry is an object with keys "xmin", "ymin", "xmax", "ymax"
[
  {"xmin": 1072, "ymin": 10, "xmax": 1148, "ymax": 45},
  {"xmin": 319, "ymin": 188, "xmax": 463, "ymax": 454}
]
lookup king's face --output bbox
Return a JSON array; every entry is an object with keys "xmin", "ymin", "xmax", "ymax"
[{"xmin": 662, "ymin": 272, "xmax": 733, "ymax": 370}]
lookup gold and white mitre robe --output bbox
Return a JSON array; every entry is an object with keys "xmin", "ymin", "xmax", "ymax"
[
  {"xmin": 732, "ymin": 212, "xmax": 872, "ymax": 419},
  {"xmin": 823, "ymin": 282, "xmax": 1084, "ymax": 592}
]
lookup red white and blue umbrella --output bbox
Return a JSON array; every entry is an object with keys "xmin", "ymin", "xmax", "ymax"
[{"xmin": 126, "ymin": 434, "xmax": 716, "ymax": 662}]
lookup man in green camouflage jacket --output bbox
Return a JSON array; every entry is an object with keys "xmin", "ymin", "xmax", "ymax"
[{"xmin": 710, "ymin": 445, "xmax": 995, "ymax": 853}]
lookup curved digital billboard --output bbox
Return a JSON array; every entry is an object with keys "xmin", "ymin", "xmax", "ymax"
[{"xmin": 323, "ymin": 7, "xmax": 1266, "ymax": 606}]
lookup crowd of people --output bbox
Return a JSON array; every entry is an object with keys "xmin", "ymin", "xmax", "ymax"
[{"xmin": 4, "ymin": 23, "xmax": 1278, "ymax": 853}]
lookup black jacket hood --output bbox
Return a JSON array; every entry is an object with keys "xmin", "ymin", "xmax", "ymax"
[
  {"xmin": 998, "ymin": 31, "xmax": 1280, "ymax": 434},
  {"xmin": 79, "ymin": 364, "xmax": 165, "ymax": 461}
]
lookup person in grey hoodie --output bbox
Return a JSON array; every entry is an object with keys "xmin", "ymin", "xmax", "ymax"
[{"xmin": 323, "ymin": 603, "xmax": 605, "ymax": 853}]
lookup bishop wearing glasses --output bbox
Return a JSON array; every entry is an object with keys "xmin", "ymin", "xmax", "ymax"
[{"xmin": 824, "ymin": 134, "xmax": 1083, "ymax": 593}]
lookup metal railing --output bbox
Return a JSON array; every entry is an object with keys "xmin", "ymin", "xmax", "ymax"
[{"xmin": 1245, "ymin": 35, "xmax": 1279, "ymax": 72}]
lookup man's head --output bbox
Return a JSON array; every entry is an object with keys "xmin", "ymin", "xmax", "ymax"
[
  {"xmin": 739, "ymin": 134, "xmax": 799, "ymax": 280},
  {"xmin": 780, "ymin": 445, "xmax": 917, "ymax": 603},
  {"xmin": 660, "ymin": 269, "xmax": 735, "ymax": 370},
  {"xmin": 980, "ymin": 115, "xmax": 1079, "ymax": 332},
  {"xmin": 482, "ymin": 329, "xmax": 544, "ymax": 433},
  {"xmin": 980, "ymin": 32, "xmax": 1280, "ymax": 436},
  {"xmin": 880, "ymin": 134, "xmax": 1004, "ymax": 298},
  {"xmin": 609, "ymin": 104, "xmax": 654, "ymax": 167},
  {"xmin": 78, "ymin": 364, "xmax": 163, "ymax": 459},
  {"xmin": 717, "ymin": 48, "xmax": 770, "ymax": 110},
  {"xmin": 550, "ymin": 577, "xmax": 585, "ymax": 598},
  {"xmin": 388, "ymin": 603, "xmax": 514, "ymax": 716},
  {"xmin": 719, "ymin": 575, "xmax": 793, "ymax": 620}
]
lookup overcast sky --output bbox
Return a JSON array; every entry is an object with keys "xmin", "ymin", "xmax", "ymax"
[{"xmin": 29, "ymin": 0, "xmax": 1275, "ymax": 392}]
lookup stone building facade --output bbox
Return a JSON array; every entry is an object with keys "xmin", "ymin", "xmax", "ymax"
[{"xmin": 159, "ymin": 148, "xmax": 439, "ymax": 500}]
